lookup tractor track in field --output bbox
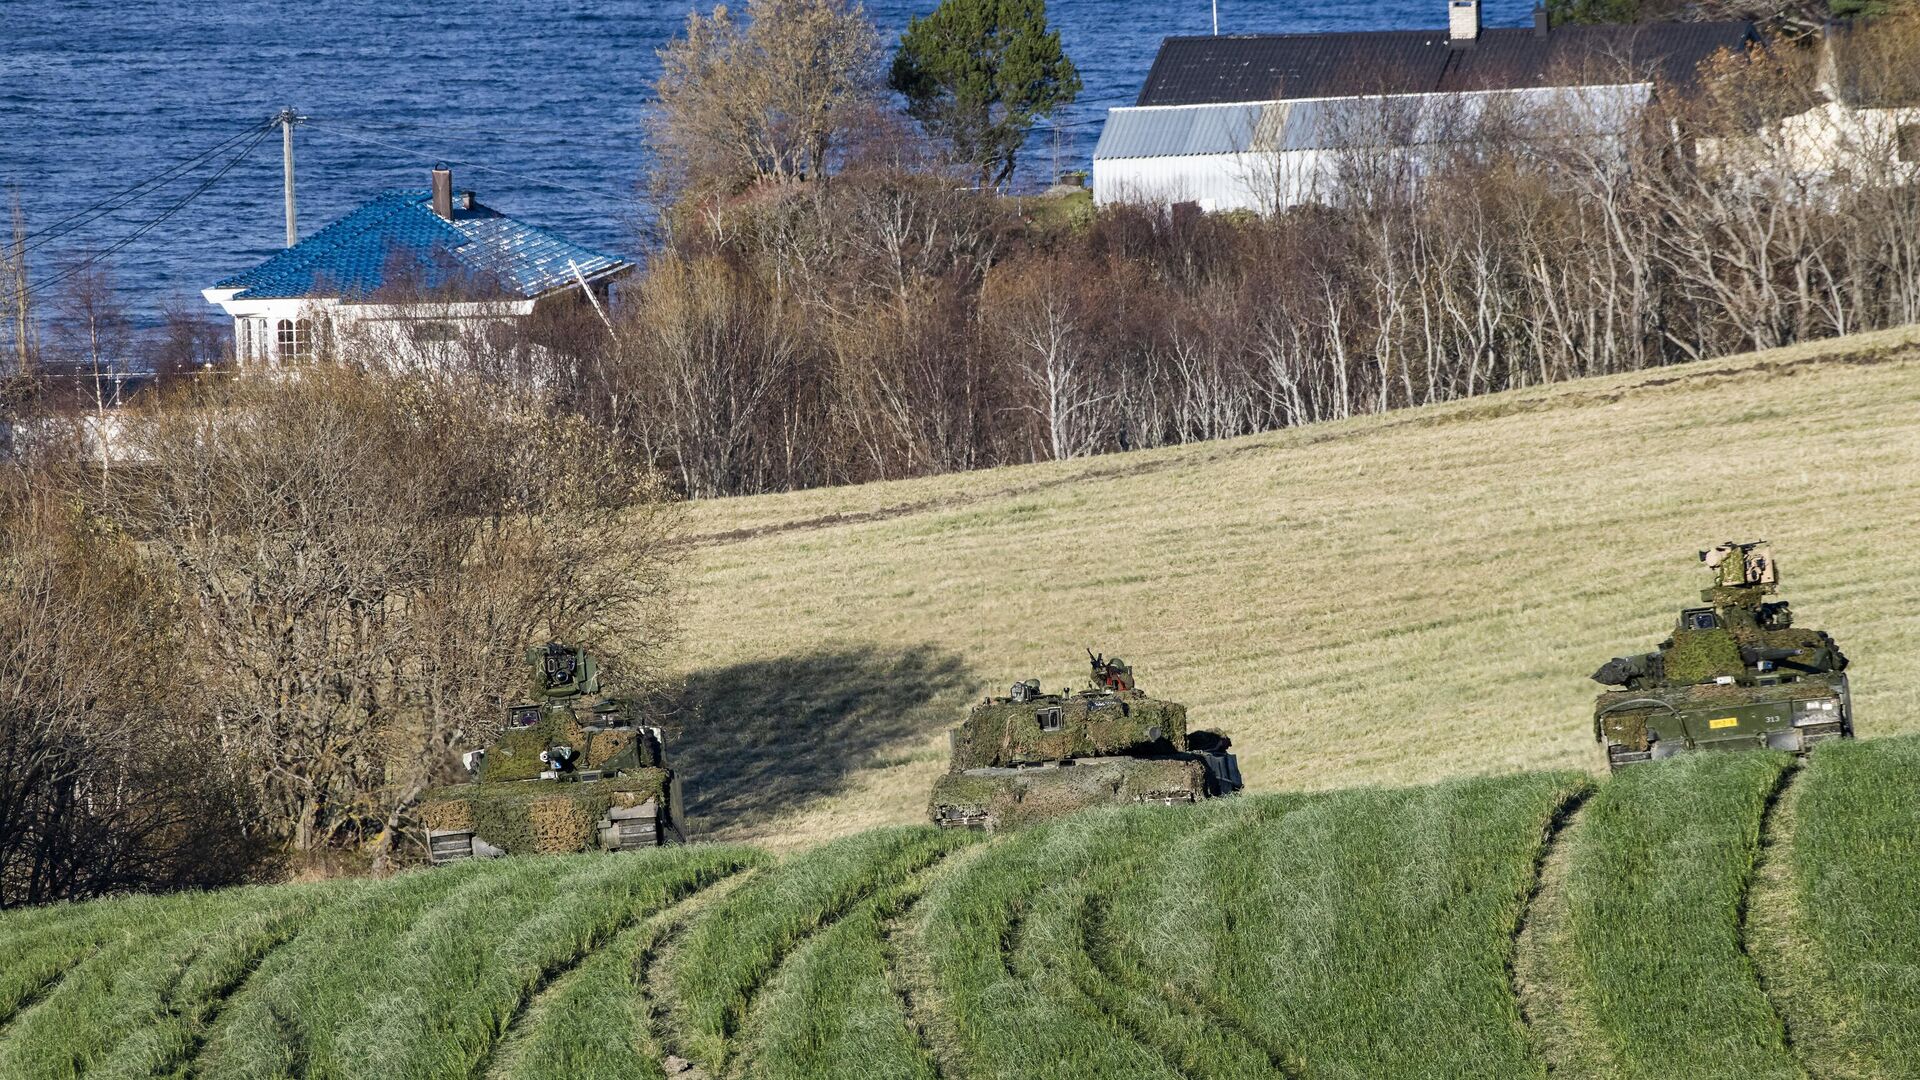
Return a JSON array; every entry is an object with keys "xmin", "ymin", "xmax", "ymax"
[
  {"xmin": 878, "ymin": 845, "xmax": 984, "ymax": 1080},
  {"xmin": 1510, "ymin": 783, "xmax": 1596, "ymax": 1075},
  {"xmin": 1740, "ymin": 758, "xmax": 1810, "ymax": 1075},
  {"xmin": 174, "ymin": 913, "xmax": 310, "ymax": 1080},
  {"xmin": 711, "ymin": 847, "xmax": 960, "ymax": 1078},
  {"xmin": 636, "ymin": 869, "xmax": 763, "ymax": 1078},
  {"xmin": 1078, "ymin": 888, "xmax": 1296, "ymax": 1080},
  {"xmin": 0, "ymin": 948, "xmax": 95, "ymax": 1040},
  {"xmin": 1000, "ymin": 857, "xmax": 1201, "ymax": 1080},
  {"xmin": 683, "ymin": 343, "xmax": 1918, "ymax": 549},
  {"xmin": 474, "ymin": 867, "xmax": 751, "ymax": 1080}
]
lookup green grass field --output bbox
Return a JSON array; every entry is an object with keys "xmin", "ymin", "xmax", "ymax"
[{"xmin": 6, "ymin": 736, "xmax": 1920, "ymax": 1079}]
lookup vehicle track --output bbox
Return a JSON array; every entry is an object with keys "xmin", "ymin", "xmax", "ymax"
[
  {"xmin": 1740, "ymin": 759, "xmax": 1811, "ymax": 1079},
  {"xmin": 636, "ymin": 869, "xmax": 763, "ymax": 1077},
  {"xmin": 0, "ymin": 955, "xmax": 89, "ymax": 1040},
  {"xmin": 475, "ymin": 865, "xmax": 750, "ymax": 1080},
  {"xmin": 1075, "ymin": 883, "xmax": 1297, "ymax": 1076},
  {"xmin": 882, "ymin": 843, "xmax": 993, "ymax": 1080},
  {"xmin": 1004, "ymin": 855, "xmax": 1194, "ymax": 1080},
  {"xmin": 1509, "ymin": 784, "xmax": 1595, "ymax": 1076},
  {"xmin": 170, "ymin": 910, "xmax": 312, "ymax": 1079},
  {"xmin": 702, "ymin": 844, "xmax": 960, "ymax": 1078},
  {"xmin": 724, "ymin": 845, "xmax": 972, "ymax": 1080},
  {"xmin": 1744, "ymin": 754, "xmax": 1870, "ymax": 1080}
]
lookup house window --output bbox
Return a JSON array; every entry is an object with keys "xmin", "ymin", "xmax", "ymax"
[
  {"xmin": 1037, "ymin": 707, "xmax": 1063, "ymax": 732},
  {"xmin": 1899, "ymin": 125, "xmax": 1920, "ymax": 163},
  {"xmin": 277, "ymin": 318, "xmax": 313, "ymax": 360}
]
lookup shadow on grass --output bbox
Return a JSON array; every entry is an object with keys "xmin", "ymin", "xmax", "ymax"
[{"xmin": 672, "ymin": 645, "xmax": 974, "ymax": 835}]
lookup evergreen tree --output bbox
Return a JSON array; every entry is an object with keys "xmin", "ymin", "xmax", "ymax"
[{"xmin": 889, "ymin": 0, "xmax": 1081, "ymax": 189}]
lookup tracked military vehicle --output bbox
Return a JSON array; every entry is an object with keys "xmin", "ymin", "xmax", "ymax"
[
  {"xmin": 1592, "ymin": 541, "xmax": 1852, "ymax": 770},
  {"xmin": 929, "ymin": 652, "xmax": 1243, "ymax": 831},
  {"xmin": 419, "ymin": 643, "xmax": 685, "ymax": 863}
]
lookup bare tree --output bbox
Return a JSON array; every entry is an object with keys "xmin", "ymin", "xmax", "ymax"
[
  {"xmin": 649, "ymin": 0, "xmax": 886, "ymax": 198},
  {"xmin": 93, "ymin": 366, "xmax": 681, "ymax": 863}
]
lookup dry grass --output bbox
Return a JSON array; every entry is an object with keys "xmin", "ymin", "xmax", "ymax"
[{"xmin": 674, "ymin": 326, "xmax": 1920, "ymax": 848}]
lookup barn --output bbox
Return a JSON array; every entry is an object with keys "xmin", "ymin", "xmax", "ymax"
[{"xmin": 1092, "ymin": 0, "xmax": 1756, "ymax": 212}]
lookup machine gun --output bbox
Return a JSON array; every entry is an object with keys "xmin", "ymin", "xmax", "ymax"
[{"xmin": 1089, "ymin": 650, "xmax": 1136, "ymax": 692}]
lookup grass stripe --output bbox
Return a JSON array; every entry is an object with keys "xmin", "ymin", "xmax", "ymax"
[
  {"xmin": 918, "ymin": 811, "xmax": 1190, "ymax": 1080},
  {"xmin": 732, "ymin": 845, "xmax": 975, "ymax": 1080},
  {"xmin": 1782, "ymin": 734, "xmax": 1920, "ymax": 1076},
  {"xmin": 1108, "ymin": 775, "xmax": 1582, "ymax": 1079},
  {"xmin": 485, "ymin": 853, "xmax": 764, "ymax": 1080},
  {"xmin": 0, "ymin": 882, "xmax": 346, "ymax": 1080},
  {"xmin": 660, "ymin": 825, "xmax": 967, "ymax": 1072},
  {"xmin": 1560, "ymin": 751, "xmax": 1802, "ymax": 1080}
]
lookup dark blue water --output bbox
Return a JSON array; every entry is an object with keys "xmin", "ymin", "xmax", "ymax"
[{"xmin": 1, "ymin": 0, "xmax": 1540, "ymax": 325}]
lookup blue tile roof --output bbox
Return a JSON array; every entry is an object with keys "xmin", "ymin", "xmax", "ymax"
[{"xmin": 214, "ymin": 189, "xmax": 631, "ymax": 301}]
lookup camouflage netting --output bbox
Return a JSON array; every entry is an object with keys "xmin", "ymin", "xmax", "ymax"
[
  {"xmin": 1663, "ymin": 628, "xmax": 1747, "ymax": 684},
  {"xmin": 478, "ymin": 714, "xmax": 642, "ymax": 781},
  {"xmin": 417, "ymin": 769, "xmax": 669, "ymax": 855},
  {"xmin": 948, "ymin": 693, "xmax": 1189, "ymax": 771},
  {"xmin": 929, "ymin": 757, "xmax": 1207, "ymax": 831}
]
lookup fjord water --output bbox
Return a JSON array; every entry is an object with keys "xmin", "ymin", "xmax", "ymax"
[{"xmin": 2, "ymin": 0, "xmax": 1539, "ymax": 323}]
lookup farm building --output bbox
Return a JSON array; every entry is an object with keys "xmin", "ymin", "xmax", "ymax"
[
  {"xmin": 202, "ymin": 167, "xmax": 630, "ymax": 369},
  {"xmin": 1092, "ymin": 0, "xmax": 1756, "ymax": 212}
]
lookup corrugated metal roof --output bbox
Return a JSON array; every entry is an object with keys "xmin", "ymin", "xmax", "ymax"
[
  {"xmin": 1095, "ymin": 84, "xmax": 1653, "ymax": 160},
  {"xmin": 214, "ymin": 189, "xmax": 632, "ymax": 301},
  {"xmin": 1136, "ymin": 23, "xmax": 1757, "ymax": 107}
]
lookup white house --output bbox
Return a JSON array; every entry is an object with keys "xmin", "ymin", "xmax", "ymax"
[
  {"xmin": 1092, "ymin": 0, "xmax": 1757, "ymax": 212},
  {"xmin": 1699, "ymin": 22, "xmax": 1920, "ymax": 192},
  {"xmin": 203, "ymin": 168, "xmax": 631, "ymax": 368}
]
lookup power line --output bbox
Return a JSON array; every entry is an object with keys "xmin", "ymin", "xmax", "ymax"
[
  {"xmin": 11, "ymin": 118, "xmax": 277, "ymax": 258},
  {"xmin": 2, "ymin": 122, "xmax": 275, "ymax": 310},
  {"xmin": 301, "ymin": 121, "xmax": 652, "ymax": 208}
]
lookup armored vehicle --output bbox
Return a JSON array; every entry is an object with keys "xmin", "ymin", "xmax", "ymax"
[
  {"xmin": 929, "ymin": 652, "xmax": 1243, "ymax": 831},
  {"xmin": 1592, "ymin": 541, "xmax": 1852, "ymax": 770},
  {"xmin": 419, "ymin": 643, "xmax": 685, "ymax": 863}
]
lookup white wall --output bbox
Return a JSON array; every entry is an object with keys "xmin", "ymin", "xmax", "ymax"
[{"xmin": 1094, "ymin": 150, "xmax": 1335, "ymax": 213}]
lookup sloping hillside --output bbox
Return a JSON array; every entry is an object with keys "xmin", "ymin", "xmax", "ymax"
[
  {"xmin": 674, "ymin": 326, "xmax": 1920, "ymax": 847},
  {"xmin": 5, "ymin": 737, "xmax": 1919, "ymax": 1079}
]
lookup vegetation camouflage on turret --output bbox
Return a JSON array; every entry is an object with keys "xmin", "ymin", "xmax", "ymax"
[
  {"xmin": 1591, "ymin": 541, "xmax": 1853, "ymax": 769},
  {"xmin": 930, "ymin": 652, "xmax": 1241, "ymax": 830},
  {"xmin": 416, "ymin": 642, "xmax": 685, "ymax": 862}
]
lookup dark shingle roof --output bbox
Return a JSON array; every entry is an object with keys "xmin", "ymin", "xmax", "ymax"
[
  {"xmin": 1136, "ymin": 23, "xmax": 1759, "ymax": 107},
  {"xmin": 215, "ymin": 189, "xmax": 631, "ymax": 301}
]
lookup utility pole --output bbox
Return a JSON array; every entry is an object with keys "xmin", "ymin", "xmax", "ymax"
[
  {"xmin": 278, "ymin": 107, "xmax": 302, "ymax": 248},
  {"xmin": 1212, "ymin": 0, "xmax": 1218, "ymax": 34}
]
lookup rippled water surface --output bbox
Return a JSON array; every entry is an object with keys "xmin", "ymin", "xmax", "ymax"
[{"xmin": 2, "ymin": 0, "xmax": 1540, "ymax": 321}]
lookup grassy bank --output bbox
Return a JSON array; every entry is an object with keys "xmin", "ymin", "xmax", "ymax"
[{"xmin": 7, "ymin": 739, "xmax": 1920, "ymax": 1078}]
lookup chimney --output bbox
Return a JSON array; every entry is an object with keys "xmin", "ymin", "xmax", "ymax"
[
  {"xmin": 1449, "ymin": 0, "xmax": 1481, "ymax": 44},
  {"xmin": 1533, "ymin": 3, "xmax": 1550, "ymax": 37},
  {"xmin": 431, "ymin": 166, "xmax": 453, "ymax": 220}
]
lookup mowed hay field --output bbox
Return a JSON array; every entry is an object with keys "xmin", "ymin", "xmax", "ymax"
[
  {"xmin": 675, "ymin": 326, "xmax": 1920, "ymax": 847},
  {"xmin": 7, "ymin": 736, "xmax": 1920, "ymax": 1079}
]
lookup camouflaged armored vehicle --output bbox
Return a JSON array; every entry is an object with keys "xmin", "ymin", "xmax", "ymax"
[
  {"xmin": 419, "ymin": 643, "xmax": 685, "ymax": 863},
  {"xmin": 929, "ymin": 652, "xmax": 1243, "ymax": 830},
  {"xmin": 1592, "ymin": 541, "xmax": 1852, "ymax": 770}
]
